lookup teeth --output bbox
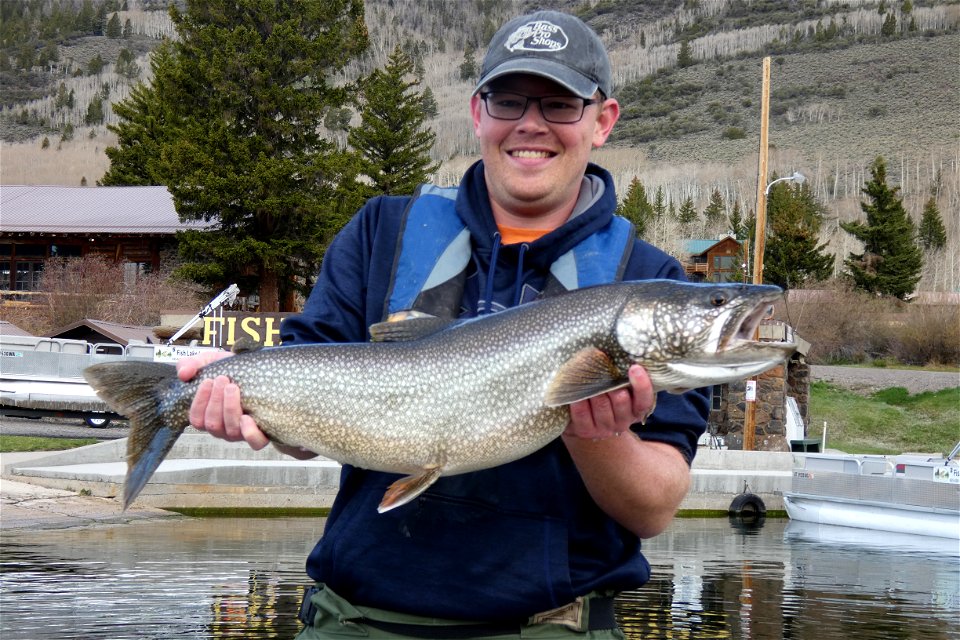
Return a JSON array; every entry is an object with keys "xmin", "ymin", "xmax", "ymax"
[{"xmin": 511, "ymin": 150, "xmax": 551, "ymax": 159}]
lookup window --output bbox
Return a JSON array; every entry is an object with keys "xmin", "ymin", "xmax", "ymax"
[
  {"xmin": 15, "ymin": 260, "xmax": 43, "ymax": 290},
  {"xmin": 712, "ymin": 384, "xmax": 724, "ymax": 411},
  {"xmin": 50, "ymin": 244, "xmax": 82, "ymax": 257}
]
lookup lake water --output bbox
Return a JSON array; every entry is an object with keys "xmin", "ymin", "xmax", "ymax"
[{"xmin": 1, "ymin": 516, "xmax": 957, "ymax": 639}]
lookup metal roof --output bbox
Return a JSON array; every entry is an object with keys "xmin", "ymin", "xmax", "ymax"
[
  {"xmin": 0, "ymin": 320, "xmax": 34, "ymax": 337},
  {"xmin": 47, "ymin": 319, "xmax": 157, "ymax": 345},
  {"xmin": 0, "ymin": 185, "xmax": 205, "ymax": 235},
  {"xmin": 683, "ymin": 236, "xmax": 741, "ymax": 256}
]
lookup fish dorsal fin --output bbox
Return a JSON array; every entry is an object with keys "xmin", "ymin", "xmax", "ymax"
[
  {"xmin": 378, "ymin": 465, "xmax": 444, "ymax": 512},
  {"xmin": 231, "ymin": 336, "xmax": 262, "ymax": 354},
  {"xmin": 544, "ymin": 347, "xmax": 629, "ymax": 408},
  {"xmin": 369, "ymin": 311, "xmax": 452, "ymax": 342}
]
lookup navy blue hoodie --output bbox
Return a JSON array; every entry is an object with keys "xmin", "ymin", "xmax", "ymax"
[{"xmin": 281, "ymin": 160, "xmax": 709, "ymax": 621}]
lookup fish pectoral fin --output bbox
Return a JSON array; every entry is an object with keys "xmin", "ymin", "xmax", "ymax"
[
  {"xmin": 544, "ymin": 347, "xmax": 628, "ymax": 408},
  {"xmin": 369, "ymin": 312, "xmax": 452, "ymax": 342},
  {"xmin": 378, "ymin": 465, "xmax": 444, "ymax": 513}
]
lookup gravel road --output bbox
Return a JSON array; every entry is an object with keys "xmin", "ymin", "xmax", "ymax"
[
  {"xmin": 810, "ymin": 365, "xmax": 959, "ymax": 395},
  {"xmin": 0, "ymin": 416, "xmax": 128, "ymax": 440}
]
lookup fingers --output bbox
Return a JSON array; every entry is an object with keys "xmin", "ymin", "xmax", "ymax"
[
  {"xmin": 240, "ymin": 415, "xmax": 270, "ymax": 450},
  {"xmin": 189, "ymin": 378, "xmax": 214, "ymax": 429},
  {"xmin": 627, "ymin": 365, "xmax": 655, "ymax": 424},
  {"xmin": 176, "ymin": 350, "xmax": 232, "ymax": 382},
  {"xmin": 189, "ymin": 376, "xmax": 269, "ymax": 449},
  {"xmin": 181, "ymin": 352, "xmax": 269, "ymax": 450},
  {"xmin": 564, "ymin": 365, "xmax": 656, "ymax": 440}
]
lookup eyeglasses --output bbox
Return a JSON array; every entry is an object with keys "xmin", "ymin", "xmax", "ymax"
[{"xmin": 479, "ymin": 91, "xmax": 600, "ymax": 124}]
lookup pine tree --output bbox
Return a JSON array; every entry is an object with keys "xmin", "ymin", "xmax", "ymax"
[
  {"xmin": 101, "ymin": 0, "xmax": 369, "ymax": 311},
  {"xmin": 421, "ymin": 86, "xmax": 439, "ymax": 119},
  {"xmin": 841, "ymin": 156, "xmax": 923, "ymax": 300},
  {"xmin": 703, "ymin": 188, "xmax": 726, "ymax": 225},
  {"xmin": 881, "ymin": 12, "xmax": 897, "ymax": 37},
  {"xmin": 459, "ymin": 44, "xmax": 477, "ymax": 82},
  {"xmin": 763, "ymin": 180, "xmax": 834, "ymax": 290},
  {"xmin": 676, "ymin": 196, "xmax": 698, "ymax": 226},
  {"xmin": 101, "ymin": 44, "xmax": 179, "ymax": 186},
  {"xmin": 918, "ymin": 196, "xmax": 947, "ymax": 251},
  {"xmin": 677, "ymin": 40, "xmax": 694, "ymax": 68},
  {"xmin": 617, "ymin": 176, "xmax": 654, "ymax": 238},
  {"xmin": 652, "ymin": 186, "xmax": 667, "ymax": 221},
  {"xmin": 348, "ymin": 46, "xmax": 440, "ymax": 197},
  {"xmin": 106, "ymin": 12, "xmax": 122, "ymax": 38},
  {"xmin": 84, "ymin": 95, "xmax": 104, "ymax": 125},
  {"xmin": 728, "ymin": 200, "xmax": 747, "ymax": 239}
]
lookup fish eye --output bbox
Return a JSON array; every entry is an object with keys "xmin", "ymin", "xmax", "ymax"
[{"xmin": 710, "ymin": 290, "xmax": 727, "ymax": 306}]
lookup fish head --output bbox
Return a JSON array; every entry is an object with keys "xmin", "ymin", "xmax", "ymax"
[{"xmin": 614, "ymin": 281, "xmax": 797, "ymax": 392}]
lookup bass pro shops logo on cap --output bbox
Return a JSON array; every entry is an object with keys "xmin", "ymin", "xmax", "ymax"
[{"xmin": 504, "ymin": 20, "xmax": 568, "ymax": 53}]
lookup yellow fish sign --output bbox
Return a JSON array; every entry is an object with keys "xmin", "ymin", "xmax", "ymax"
[{"xmin": 201, "ymin": 313, "xmax": 289, "ymax": 348}]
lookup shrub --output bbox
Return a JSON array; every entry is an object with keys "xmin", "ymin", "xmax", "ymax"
[
  {"xmin": 721, "ymin": 126, "xmax": 747, "ymax": 139},
  {"xmin": 9, "ymin": 255, "xmax": 206, "ymax": 335},
  {"xmin": 780, "ymin": 284, "xmax": 960, "ymax": 366}
]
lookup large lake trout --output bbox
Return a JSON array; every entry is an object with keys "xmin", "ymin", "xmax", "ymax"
[{"xmin": 84, "ymin": 280, "xmax": 795, "ymax": 512}]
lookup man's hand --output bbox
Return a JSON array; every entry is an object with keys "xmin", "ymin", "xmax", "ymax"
[
  {"xmin": 175, "ymin": 351, "xmax": 270, "ymax": 450},
  {"xmin": 563, "ymin": 365, "xmax": 654, "ymax": 440},
  {"xmin": 561, "ymin": 364, "xmax": 691, "ymax": 538}
]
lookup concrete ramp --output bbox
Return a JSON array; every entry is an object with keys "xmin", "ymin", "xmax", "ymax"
[
  {"xmin": 2, "ymin": 432, "xmax": 342, "ymax": 510},
  {"xmin": 3, "ymin": 433, "xmax": 794, "ymax": 513}
]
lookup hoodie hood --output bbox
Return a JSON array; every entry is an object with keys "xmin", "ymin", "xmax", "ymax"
[
  {"xmin": 455, "ymin": 160, "xmax": 618, "ymax": 273},
  {"xmin": 453, "ymin": 160, "xmax": 621, "ymax": 315}
]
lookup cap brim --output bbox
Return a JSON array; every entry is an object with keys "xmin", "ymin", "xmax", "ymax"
[{"xmin": 473, "ymin": 58, "xmax": 598, "ymax": 99}]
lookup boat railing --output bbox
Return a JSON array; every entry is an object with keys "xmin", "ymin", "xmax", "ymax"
[{"xmin": 790, "ymin": 452, "xmax": 959, "ymax": 512}]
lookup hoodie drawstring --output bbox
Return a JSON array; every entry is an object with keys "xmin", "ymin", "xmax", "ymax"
[
  {"xmin": 482, "ymin": 232, "xmax": 501, "ymax": 315},
  {"xmin": 482, "ymin": 234, "xmax": 530, "ymax": 314},
  {"xmin": 513, "ymin": 243, "xmax": 529, "ymax": 307}
]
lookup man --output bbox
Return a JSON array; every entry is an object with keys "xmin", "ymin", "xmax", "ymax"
[{"xmin": 179, "ymin": 10, "xmax": 709, "ymax": 638}]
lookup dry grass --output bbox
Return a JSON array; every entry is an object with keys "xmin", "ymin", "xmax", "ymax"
[
  {"xmin": 778, "ymin": 285, "xmax": 960, "ymax": 366},
  {"xmin": 3, "ymin": 255, "xmax": 206, "ymax": 336}
]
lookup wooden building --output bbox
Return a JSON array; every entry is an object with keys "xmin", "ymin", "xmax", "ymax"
[
  {"xmin": 683, "ymin": 236, "xmax": 743, "ymax": 283},
  {"xmin": 0, "ymin": 185, "xmax": 203, "ymax": 297}
]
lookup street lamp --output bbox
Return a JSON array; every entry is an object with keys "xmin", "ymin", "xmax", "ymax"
[
  {"xmin": 742, "ymin": 170, "xmax": 805, "ymax": 451},
  {"xmin": 752, "ymin": 171, "xmax": 805, "ymax": 285},
  {"xmin": 764, "ymin": 171, "xmax": 805, "ymax": 196}
]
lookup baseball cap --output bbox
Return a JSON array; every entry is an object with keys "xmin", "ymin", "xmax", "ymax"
[{"xmin": 474, "ymin": 10, "xmax": 612, "ymax": 99}]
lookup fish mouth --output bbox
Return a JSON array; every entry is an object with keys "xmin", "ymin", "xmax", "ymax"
[
  {"xmin": 715, "ymin": 289, "xmax": 789, "ymax": 355},
  {"xmin": 727, "ymin": 301, "xmax": 774, "ymax": 348}
]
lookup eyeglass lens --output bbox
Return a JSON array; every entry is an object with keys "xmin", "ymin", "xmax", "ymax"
[{"xmin": 482, "ymin": 92, "xmax": 594, "ymax": 124}]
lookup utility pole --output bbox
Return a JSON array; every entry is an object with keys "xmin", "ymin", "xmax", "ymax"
[{"xmin": 743, "ymin": 56, "xmax": 771, "ymax": 452}]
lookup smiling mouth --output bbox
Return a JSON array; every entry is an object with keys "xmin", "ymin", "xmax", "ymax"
[{"xmin": 510, "ymin": 150, "xmax": 554, "ymax": 159}]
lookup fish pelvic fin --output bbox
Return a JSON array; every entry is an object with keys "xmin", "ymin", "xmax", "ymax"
[
  {"xmin": 544, "ymin": 347, "xmax": 630, "ymax": 408},
  {"xmin": 377, "ymin": 465, "xmax": 444, "ymax": 513},
  {"xmin": 83, "ymin": 361, "xmax": 188, "ymax": 510}
]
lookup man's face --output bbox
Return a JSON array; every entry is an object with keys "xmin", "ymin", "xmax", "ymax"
[{"xmin": 470, "ymin": 74, "xmax": 619, "ymax": 224}]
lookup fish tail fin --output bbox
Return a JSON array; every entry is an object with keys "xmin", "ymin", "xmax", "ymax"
[{"xmin": 83, "ymin": 361, "xmax": 189, "ymax": 510}]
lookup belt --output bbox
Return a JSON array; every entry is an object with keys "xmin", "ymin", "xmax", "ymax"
[{"xmin": 298, "ymin": 586, "xmax": 617, "ymax": 637}]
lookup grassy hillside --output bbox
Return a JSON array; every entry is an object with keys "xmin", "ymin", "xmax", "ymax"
[{"xmin": 1, "ymin": 0, "xmax": 957, "ymax": 290}]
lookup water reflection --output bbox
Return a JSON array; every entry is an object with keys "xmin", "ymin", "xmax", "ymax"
[
  {"xmin": 620, "ymin": 517, "xmax": 959, "ymax": 640},
  {"xmin": 1, "ymin": 516, "xmax": 957, "ymax": 639},
  {"xmin": 1, "ymin": 518, "xmax": 324, "ymax": 639}
]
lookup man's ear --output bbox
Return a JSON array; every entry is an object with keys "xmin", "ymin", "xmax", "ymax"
[
  {"xmin": 592, "ymin": 98, "xmax": 620, "ymax": 148},
  {"xmin": 470, "ymin": 94, "xmax": 483, "ymax": 137}
]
